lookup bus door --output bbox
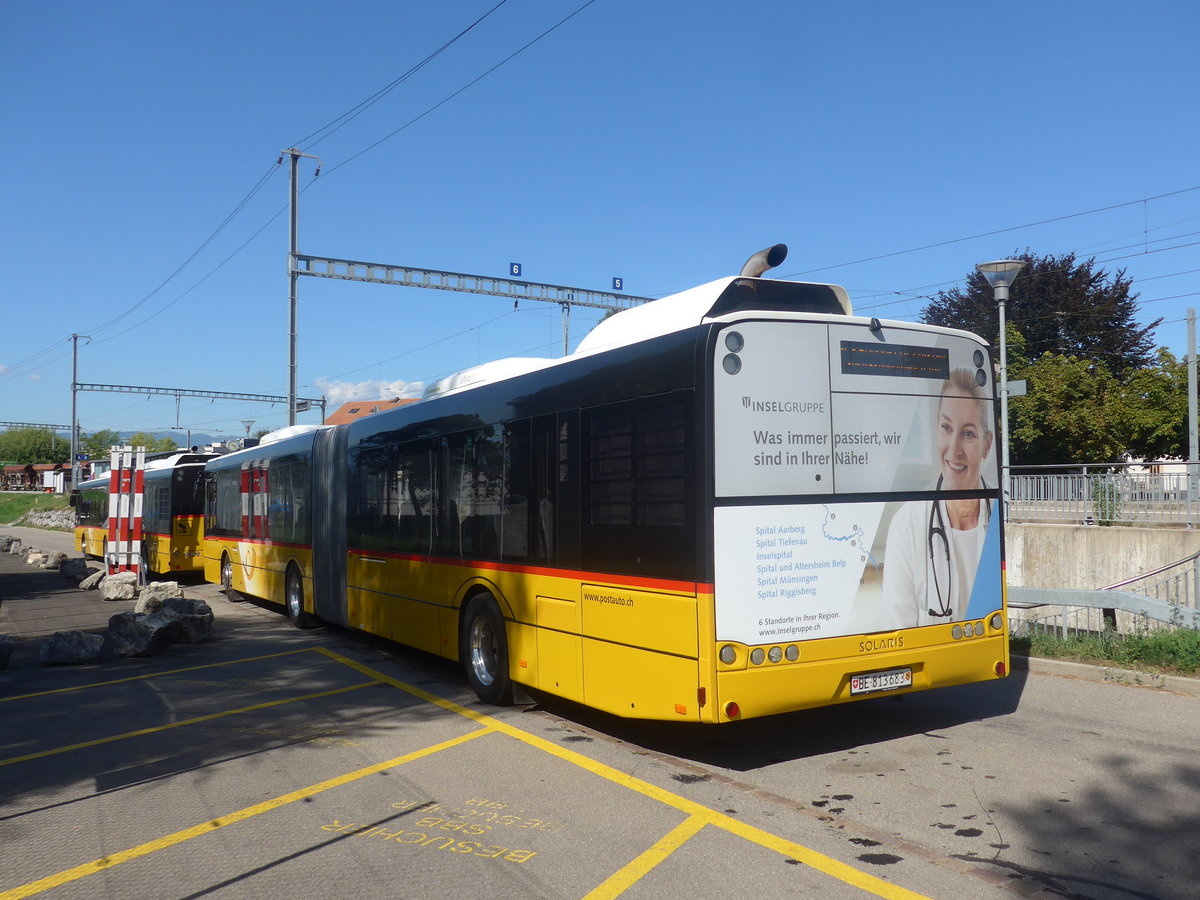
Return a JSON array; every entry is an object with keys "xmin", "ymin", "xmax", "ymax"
[{"xmin": 237, "ymin": 462, "xmax": 270, "ymax": 594}]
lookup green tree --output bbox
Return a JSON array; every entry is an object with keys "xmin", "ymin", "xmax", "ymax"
[
  {"xmin": 1008, "ymin": 353, "xmax": 1128, "ymax": 465},
  {"xmin": 1113, "ymin": 348, "xmax": 1191, "ymax": 459},
  {"xmin": 0, "ymin": 427, "xmax": 70, "ymax": 464},
  {"xmin": 80, "ymin": 429, "xmax": 121, "ymax": 461},
  {"xmin": 79, "ymin": 429, "xmax": 177, "ymax": 458},
  {"xmin": 126, "ymin": 431, "xmax": 178, "ymax": 452},
  {"xmin": 923, "ymin": 251, "xmax": 1159, "ymax": 373}
]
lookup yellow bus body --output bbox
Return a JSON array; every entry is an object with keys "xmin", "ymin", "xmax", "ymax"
[
  {"xmin": 77, "ymin": 516, "xmax": 206, "ymax": 574},
  {"xmin": 76, "ymin": 524, "xmax": 106, "ymax": 559},
  {"xmin": 144, "ymin": 515, "xmax": 206, "ymax": 574},
  {"xmin": 204, "ymin": 536, "xmax": 314, "ymax": 611},
  {"xmin": 204, "ymin": 535, "xmax": 1007, "ymax": 723}
]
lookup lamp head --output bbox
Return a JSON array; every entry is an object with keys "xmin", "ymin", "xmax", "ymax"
[{"xmin": 976, "ymin": 259, "xmax": 1026, "ymax": 300}]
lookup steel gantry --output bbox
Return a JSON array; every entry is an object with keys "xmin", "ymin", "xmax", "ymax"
[
  {"xmin": 281, "ymin": 147, "xmax": 655, "ymax": 425},
  {"xmin": 292, "ymin": 253, "xmax": 652, "ymax": 311},
  {"xmin": 0, "ymin": 421, "xmax": 72, "ymax": 431},
  {"xmin": 73, "ymin": 383, "xmax": 326, "ymax": 425}
]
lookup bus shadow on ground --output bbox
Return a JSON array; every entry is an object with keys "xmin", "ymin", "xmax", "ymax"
[{"xmin": 525, "ymin": 671, "xmax": 1027, "ymax": 772}]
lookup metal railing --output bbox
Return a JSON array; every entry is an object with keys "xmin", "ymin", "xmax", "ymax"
[
  {"xmin": 1009, "ymin": 462, "xmax": 1200, "ymax": 527},
  {"xmin": 1009, "ymin": 550, "xmax": 1200, "ymax": 638}
]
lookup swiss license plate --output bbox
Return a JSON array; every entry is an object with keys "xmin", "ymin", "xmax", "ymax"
[{"xmin": 850, "ymin": 667, "xmax": 913, "ymax": 695}]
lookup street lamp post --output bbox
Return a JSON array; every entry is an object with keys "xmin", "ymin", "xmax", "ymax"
[{"xmin": 976, "ymin": 259, "xmax": 1026, "ymax": 521}]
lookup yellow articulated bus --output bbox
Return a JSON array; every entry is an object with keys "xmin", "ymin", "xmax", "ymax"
[
  {"xmin": 203, "ymin": 245, "xmax": 1007, "ymax": 722},
  {"xmin": 72, "ymin": 453, "xmax": 214, "ymax": 575},
  {"xmin": 72, "ymin": 474, "xmax": 111, "ymax": 560}
]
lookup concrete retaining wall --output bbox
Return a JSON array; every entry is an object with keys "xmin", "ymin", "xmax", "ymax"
[{"xmin": 1007, "ymin": 522, "xmax": 1200, "ymax": 588}]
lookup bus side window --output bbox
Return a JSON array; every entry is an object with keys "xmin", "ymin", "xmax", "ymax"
[
  {"xmin": 396, "ymin": 443, "xmax": 433, "ymax": 555},
  {"xmin": 530, "ymin": 415, "xmax": 556, "ymax": 564},
  {"xmin": 352, "ymin": 443, "xmax": 398, "ymax": 551},
  {"xmin": 501, "ymin": 420, "xmax": 531, "ymax": 561},
  {"xmin": 580, "ymin": 393, "xmax": 692, "ymax": 578}
]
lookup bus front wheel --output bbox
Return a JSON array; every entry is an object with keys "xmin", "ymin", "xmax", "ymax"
[
  {"xmin": 285, "ymin": 565, "xmax": 315, "ymax": 629},
  {"xmin": 461, "ymin": 594, "xmax": 513, "ymax": 706}
]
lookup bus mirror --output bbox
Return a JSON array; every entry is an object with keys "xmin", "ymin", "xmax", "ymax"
[{"xmin": 68, "ymin": 491, "xmax": 78, "ymax": 507}]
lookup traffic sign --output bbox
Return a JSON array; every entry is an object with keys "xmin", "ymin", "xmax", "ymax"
[{"xmin": 510, "ymin": 263, "xmax": 522, "ymax": 277}]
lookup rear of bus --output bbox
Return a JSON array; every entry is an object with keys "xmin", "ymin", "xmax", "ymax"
[
  {"xmin": 143, "ymin": 461, "xmax": 209, "ymax": 574},
  {"xmin": 707, "ymin": 310, "xmax": 1006, "ymax": 721},
  {"xmin": 71, "ymin": 476, "xmax": 110, "ymax": 558}
]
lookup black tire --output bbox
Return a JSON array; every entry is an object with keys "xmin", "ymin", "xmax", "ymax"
[
  {"xmin": 139, "ymin": 543, "xmax": 151, "ymax": 585},
  {"xmin": 220, "ymin": 553, "xmax": 242, "ymax": 602},
  {"xmin": 285, "ymin": 564, "xmax": 316, "ymax": 629},
  {"xmin": 460, "ymin": 594, "xmax": 513, "ymax": 705}
]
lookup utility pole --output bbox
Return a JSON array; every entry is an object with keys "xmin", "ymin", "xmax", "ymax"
[
  {"xmin": 283, "ymin": 148, "xmax": 321, "ymax": 426},
  {"xmin": 70, "ymin": 333, "xmax": 91, "ymax": 490},
  {"xmin": 1189, "ymin": 309, "xmax": 1197, "ymax": 527}
]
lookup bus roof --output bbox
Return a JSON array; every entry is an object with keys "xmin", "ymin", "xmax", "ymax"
[{"xmin": 574, "ymin": 276, "xmax": 852, "ymax": 357}]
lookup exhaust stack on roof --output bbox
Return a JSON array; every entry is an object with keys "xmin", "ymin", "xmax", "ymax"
[{"xmin": 739, "ymin": 243, "xmax": 788, "ymax": 277}]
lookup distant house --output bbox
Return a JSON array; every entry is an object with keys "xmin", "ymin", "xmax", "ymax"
[
  {"xmin": 325, "ymin": 398, "xmax": 418, "ymax": 426},
  {"xmin": 2, "ymin": 464, "xmax": 37, "ymax": 491},
  {"xmin": 32, "ymin": 463, "xmax": 69, "ymax": 493}
]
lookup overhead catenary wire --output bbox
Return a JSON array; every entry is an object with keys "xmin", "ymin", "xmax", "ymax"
[
  {"xmin": 8, "ymin": 2, "xmax": 567, "ymax": 375},
  {"xmin": 292, "ymin": 0, "xmax": 512, "ymax": 151},
  {"xmin": 318, "ymin": 0, "xmax": 600, "ymax": 179},
  {"xmin": 83, "ymin": 161, "xmax": 283, "ymax": 338},
  {"xmin": 780, "ymin": 184, "xmax": 1200, "ymax": 280}
]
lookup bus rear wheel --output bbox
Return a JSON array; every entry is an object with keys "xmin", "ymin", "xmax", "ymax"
[
  {"xmin": 220, "ymin": 554, "xmax": 242, "ymax": 602},
  {"xmin": 461, "ymin": 594, "xmax": 513, "ymax": 706},
  {"xmin": 285, "ymin": 564, "xmax": 315, "ymax": 629}
]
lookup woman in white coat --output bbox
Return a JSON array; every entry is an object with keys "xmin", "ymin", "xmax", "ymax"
[{"xmin": 882, "ymin": 368, "xmax": 994, "ymax": 628}]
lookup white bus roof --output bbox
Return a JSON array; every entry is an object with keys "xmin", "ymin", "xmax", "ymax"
[{"xmin": 574, "ymin": 276, "xmax": 853, "ymax": 357}]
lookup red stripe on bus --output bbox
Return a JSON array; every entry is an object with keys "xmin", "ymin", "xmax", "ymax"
[{"xmin": 203, "ymin": 536, "xmax": 711, "ymax": 594}]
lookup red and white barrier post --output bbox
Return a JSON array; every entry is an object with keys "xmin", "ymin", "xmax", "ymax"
[{"xmin": 106, "ymin": 445, "xmax": 146, "ymax": 577}]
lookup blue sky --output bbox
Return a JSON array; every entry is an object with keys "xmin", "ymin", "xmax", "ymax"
[{"xmin": 3, "ymin": 0, "xmax": 1197, "ymax": 440}]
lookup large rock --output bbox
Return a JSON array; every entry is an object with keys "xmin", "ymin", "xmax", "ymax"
[
  {"xmin": 25, "ymin": 551, "xmax": 49, "ymax": 568},
  {"xmin": 79, "ymin": 570, "xmax": 105, "ymax": 591},
  {"xmin": 0, "ymin": 634, "xmax": 13, "ymax": 669},
  {"xmin": 0, "ymin": 535, "xmax": 15, "ymax": 552},
  {"xmin": 106, "ymin": 611, "xmax": 181, "ymax": 658},
  {"xmin": 135, "ymin": 581, "xmax": 184, "ymax": 613},
  {"xmin": 60, "ymin": 557, "xmax": 93, "ymax": 581},
  {"xmin": 41, "ymin": 551, "xmax": 68, "ymax": 571},
  {"xmin": 162, "ymin": 596, "xmax": 214, "ymax": 643},
  {"xmin": 7, "ymin": 539, "xmax": 23, "ymax": 555},
  {"xmin": 39, "ymin": 631, "xmax": 105, "ymax": 665},
  {"xmin": 99, "ymin": 571, "xmax": 138, "ymax": 601}
]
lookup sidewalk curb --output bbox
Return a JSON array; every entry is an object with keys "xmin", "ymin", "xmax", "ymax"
[{"xmin": 1012, "ymin": 654, "xmax": 1200, "ymax": 697}]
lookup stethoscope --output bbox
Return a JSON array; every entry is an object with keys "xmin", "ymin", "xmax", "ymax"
[{"xmin": 926, "ymin": 475, "xmax": 991, "ymax": 619}]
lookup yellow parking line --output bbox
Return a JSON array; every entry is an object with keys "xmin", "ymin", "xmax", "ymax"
[
  {"xmin": 0, "ymin": 648, "xmax": 319, "ymax": 703},
  {"xmin": 0, "ymin": 681, "xmax": 378, "ymax": 768},
  {"xmin": 317, "ymin": 648, "xmax": 929, "ymax": 900},
  {"xmin": 0, "ymin": 728, "xmax": 491, "ymax": 900},
  {"xmin": 585, "ymin": 815, "xmax": 706, "ymax": 899}
]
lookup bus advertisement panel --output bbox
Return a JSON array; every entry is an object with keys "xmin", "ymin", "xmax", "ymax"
[{"xmin": 713, "ymin": 320, "xmax": 1002, "ymax": 646}]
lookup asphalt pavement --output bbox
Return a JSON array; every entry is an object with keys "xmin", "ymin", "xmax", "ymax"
[{"xmin": 0, "ymin": 525, "xmax": 263, "ymax": 671}]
